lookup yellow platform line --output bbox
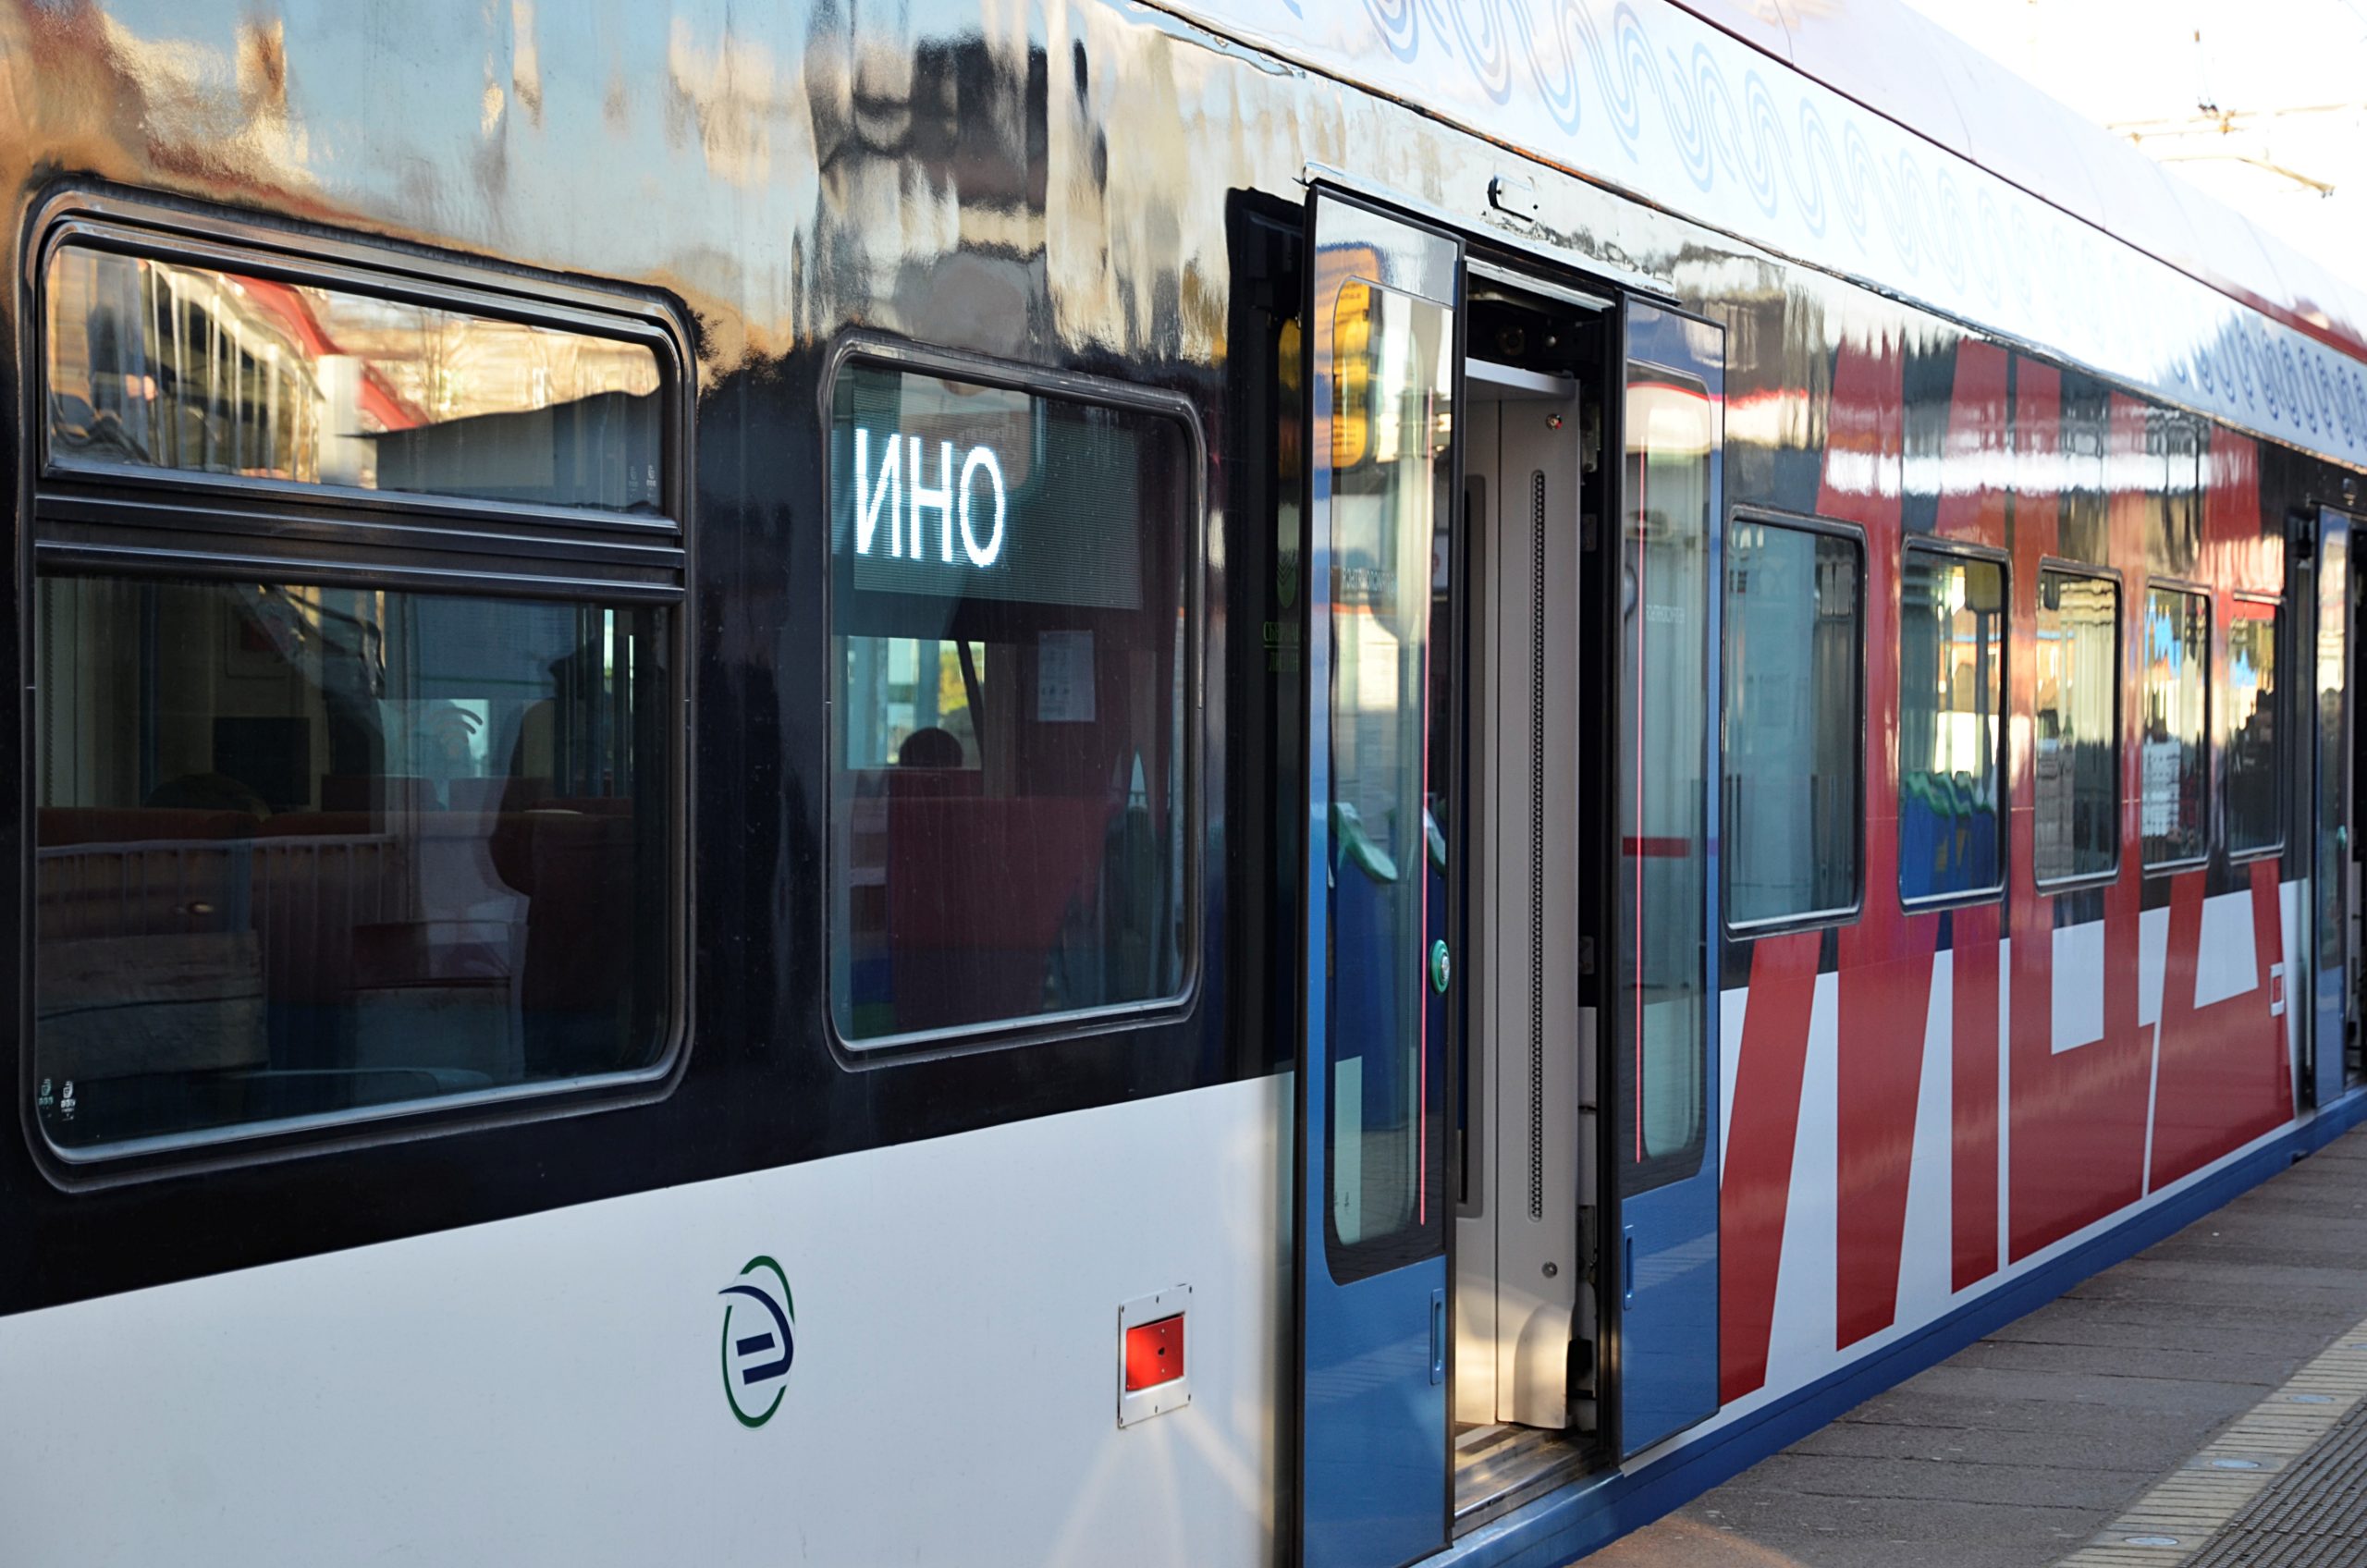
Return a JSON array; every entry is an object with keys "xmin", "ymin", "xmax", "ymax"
[{"xmin": 2054, "ymin": 1322, "xmax": 2367, "ymax": 1565}]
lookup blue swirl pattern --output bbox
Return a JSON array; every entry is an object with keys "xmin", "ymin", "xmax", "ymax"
[{"xmin": 1181, "ymin": 0, "xmax": 2367, "ymax": 469}]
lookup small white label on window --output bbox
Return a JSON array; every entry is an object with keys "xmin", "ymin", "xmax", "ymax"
[{"xmin": 1037, "ymin": 630, "xmax": 1095, "ymax": 723}]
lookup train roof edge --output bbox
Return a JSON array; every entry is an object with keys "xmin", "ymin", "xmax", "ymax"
[{"xmin": 1669, "ymin": 0, "xmax": 2367, "ymax": 369}]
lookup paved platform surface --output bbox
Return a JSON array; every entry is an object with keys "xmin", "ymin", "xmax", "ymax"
[{"xmin": 1583, "ymin": 1125, "xmax": 2367, "ymax": 1568}]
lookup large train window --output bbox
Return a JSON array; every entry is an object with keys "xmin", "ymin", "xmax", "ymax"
[
  {"xmin": 2033, "ymin": 566, "xmax": 2121, "ymax": 886},
  {"xmin": 2226, "ymin": 597, "xmax": 2283, "ymax": 857},
  {"xmin": 2140, "ymin": 585, "xmax": 2211, "ymax": 868},
  {"xmin": 1722, "ymin": 514, "xmax": 1862, "ymax": 928},
  {"xmin": 1900, "ymin": 545, "xmax": 2007, "ymax": 904},
  {"xmin": 825, "ymin": 349, "xmax": 1199, "ymax": 1048},
  {"xmin": 28, "ymin": 198, "xmax": 687, "ymax": 1167}
]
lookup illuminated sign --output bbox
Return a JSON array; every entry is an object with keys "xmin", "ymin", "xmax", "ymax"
[
  {"xmin": 852, "ymin": 430, "xmax": 1007, "ymax": 569},
  {"xmin": 832, "ymin": 361, "xmax": 1187, "ymax": 616}
]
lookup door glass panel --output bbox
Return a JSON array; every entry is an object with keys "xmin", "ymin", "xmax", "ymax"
[
  {"xmin": 1325, "ymin": 277, "xmax": 1453, "ymax": 1274},
  {"xmin": 1619, "ymin": 369, "xmax": 1711, "ymax": 1175},
  {"xmin": 2318, "ymin": 529, "xmax": 2348, "ymax": 981},
  {"xmin": 2034, "ymin": 570, "xmax": 2120, "ymax": 884},
  {"xmin": 2226, "ymin": 601, "xmax": 2280, "ymax": 854},
  {"xmin": 1437, "ymin": 467, "xmax": 1465, "ymax": 1210},
  {"xmin": 2140, "ymin": 586, "xmax": 2210, "ymax": 867},
  {"xmin": 1900, "ymin": 550, "xmax": 2006, "ymax": 901}
]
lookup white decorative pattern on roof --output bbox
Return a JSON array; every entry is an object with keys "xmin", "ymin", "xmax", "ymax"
[{"xmin": 1171, "ymin": 0, "xmax": 2367, "ymax": 469}]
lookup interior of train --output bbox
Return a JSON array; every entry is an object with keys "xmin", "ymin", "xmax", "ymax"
[
  {"xmin": 32, "ymin": 576, "xmax": 673, "ymax": 1147},
  {"xmin": 1445, "ymin": 267, "xmax": 1614, "ymax": 1527}
]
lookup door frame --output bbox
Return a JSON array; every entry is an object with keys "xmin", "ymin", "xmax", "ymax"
[
  {"xmin": 1447, "ymin": 248, "xmax": 1619, "ymax": 1464},
  {"xmin": 2309, "ymin": 506, "xmax": 2362, "ymax": 1109},
  {"xmin": 1291, "ymin": 184, "xmax": 1464, "ymax": 1568},
  {"xmin": 1286, "ymin": 180, "xmax": 1729, "ymax": 1554}
]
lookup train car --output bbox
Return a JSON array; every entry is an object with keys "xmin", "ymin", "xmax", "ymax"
[{"xmin": 2, "ymin": 1, "xmax": 2365, "ymax": 1564}]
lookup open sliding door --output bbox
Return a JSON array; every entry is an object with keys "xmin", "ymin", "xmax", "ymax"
[
  {"xmin": 1294, "ymin": 190, "xmax": 1460, "ymax": 1568},
  {"xmin": 1611, "ymin": 304, "xmax": 1723, "ymax": 1457},
  {"xmin": 2312, "ymin": 508, "xmax": 2356, "ymax": 1109}
]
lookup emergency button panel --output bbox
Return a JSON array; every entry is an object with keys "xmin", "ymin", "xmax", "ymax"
[
  {"xmin": 1117, "ymin": 1284, "xmax": 1192, "ymax": 1427},
  {"xmin": 1125, "ymin": 1314, "xmax": 1184, "ymax": 1391}
]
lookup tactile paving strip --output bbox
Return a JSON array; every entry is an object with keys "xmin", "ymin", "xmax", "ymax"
[
  {"xmin": 2056, "ymin": 1327, "xmax": 2367, "ymax": 1566},
  {"xmin": 2185, "ymin": 1397, "xmax": 2367, "ymax": 1567}
]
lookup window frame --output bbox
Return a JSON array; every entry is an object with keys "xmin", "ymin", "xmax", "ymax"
[
  {"xmin": 1897, "ymin": 538, "xmax": 2012, "ymax": 913},
  {"xmin": 2031, "ymin": 557, "xmax": 2126, "ymax": 895},
  {"xmin": 2138, "ymin": 576, "xmax": 2213, "ymax": 876},
  {"xmin": 2225, "ymin": 590, "xmax": 2286, "ymax": 864},
  {"xmin": 33, "ymin": 197, "xmax": 686, "ymax": 545},
  {"xmin": 18, "ymin": 186, "xmax": 696, "ymax": 1186},
  {"xmin": 1718, "ymin": 506, "xmax": 1869, "ymax": 938},
  {"xmin": 816, "ymin": 333, "xmax": 1209, "ymax": 1062}
]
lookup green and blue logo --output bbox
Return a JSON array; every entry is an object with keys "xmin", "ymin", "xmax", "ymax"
[{"xmin": 718, "ymin": 1256, "xmax": 795, "ymax": 1428}]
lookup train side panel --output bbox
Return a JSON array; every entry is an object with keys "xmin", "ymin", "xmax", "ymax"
[{"xmin": 0, "ymin": 1077, "xmax": 1285, "ymax": 1567}]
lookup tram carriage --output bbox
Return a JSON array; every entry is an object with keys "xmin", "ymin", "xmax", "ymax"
[{"xmin": 2, "ymin": 1, "xmax": 2365, "ymax": 1564}]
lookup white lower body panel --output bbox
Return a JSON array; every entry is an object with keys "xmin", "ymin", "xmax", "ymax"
[{"xmin": 0, "ymin": 1074, "xmax": 1287, "ymax": 1567}]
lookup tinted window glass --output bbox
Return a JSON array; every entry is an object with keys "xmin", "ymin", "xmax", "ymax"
[
  {"xmin": 2034, "ymin": 570, "xmax": 2120, "ymax": 883},
  {"xmin": 45, "ymin": 245, "xmax": 662, "ymax": 511},
  {"xmin": 1723, "ymin": 519, "xmax": 1861, "ymax": 925},
  {"xmin": 2318, "ymin": 531, "xmax": 2349, "ymax": 976},
  {"xmin": 2226, "ymin": 602, "xmax": 2281, "ymax": 855},
  {"xmin": 2140, "ymin": 587, "xmax": 2209, "ymax": 866},
  {"xmin": 828, "ymin": 361, "xmax": 1194, "ymax": 1044},
  {"xmin": 1622, "ymin": 370, "xmax": 1711, "ymax": 1168},
  {"xmin": 1900, "ymin": 551, "xmax": 2006, "ymax": 901},
  {"xmin": 33, "ymin": 577, "xmax": 672, "ymax": 1153}
]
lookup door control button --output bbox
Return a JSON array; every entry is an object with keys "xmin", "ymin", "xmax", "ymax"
[
  {"xmin": 1117, "ymin": 1284, "xmax": 1191, "ymax": 1426},
  {"xmin": 1124, "ymin": 1314, "xmax": 1184, "ymax": 1391}
]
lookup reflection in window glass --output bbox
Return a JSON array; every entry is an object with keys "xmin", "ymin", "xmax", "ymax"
[
  {"xmin": 2140, "ymin": 587, "xmax": 2209, "ymax": 865},
  {"xmin": 2226, "ymin": 604, "xmax": 2280, "ymax": 854},
  {"xmin": 2034, "ymin": 570, "xmax": 2120, "ymax": 883},
  {"xmin": 1324, "ymin": 279, "xmax": 1452, "ymax": 1264},
  {"xmin": 828, "ymin": 361, "xmax": 1193, "ymax": 1045},
  {"xmin": 1900, "ymin": 551, "xmax": 2005, "ymax": 901},
  {"xmin": 45, "ymin": 245, "xmax": 663, "ymax": 511},
  {"xmin": 1723, "ymin": 520, "xmax": 1860, "ymax": 925},
  {"xmin": 32, "ymin": 577, "xmax": 672, "ymax": 1153},
  {"xmin": 1622, "ymin": 370, "xmax": 1711, "ymax": 1169},
  {"xmin": 2319, "ymin": 532, "xmax": 2349, "ymax": 975}
]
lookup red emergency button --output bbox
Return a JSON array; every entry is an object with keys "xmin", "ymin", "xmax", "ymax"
[{"xmin": 1124, "ymin": 1313, "xmax": 1185, "ymax": 1391}]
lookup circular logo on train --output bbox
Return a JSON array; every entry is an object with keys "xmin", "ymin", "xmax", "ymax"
[{"xmin": 718, "ymin": 1256, "xmax": 796, "ymax": 1428}]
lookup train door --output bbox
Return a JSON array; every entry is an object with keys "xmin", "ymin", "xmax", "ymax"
[
  {"xmin": 1442, "ymin": 292, "xmax": 1725, "ymax": 1504},
  {"xmin": 1609, "ymin": 305, "xmax": 1724, "ymax": 1456},
  {"xmin": 2309, "ymin": 508, "xmax": 2362, "ymax": 1107},
  {"xmin": 1293, "ymin": 190, "xmax": 1460, "ymax": 1568},
  {"xmin": 1291, "ymin": 205, "xmax": 1726, "ymax": 1561},
  {"xmin": 1449, "ymin": 264, "xmax": 1613, "ymax": 1528}
]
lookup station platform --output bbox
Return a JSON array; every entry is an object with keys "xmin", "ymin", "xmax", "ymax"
[{"xmin": 1585, "ymin": 1124, "xmax": 2367, "ymax": 1568}]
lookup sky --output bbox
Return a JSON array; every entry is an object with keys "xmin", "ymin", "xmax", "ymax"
[{"xmin": 1896, "ymin": 0, "xmax": 2367, "ymax": 281}]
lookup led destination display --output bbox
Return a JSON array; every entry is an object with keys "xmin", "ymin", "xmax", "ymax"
[{"xmin": 831, "ymin": 361, "xmax": 1190, "ymax": 615}]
